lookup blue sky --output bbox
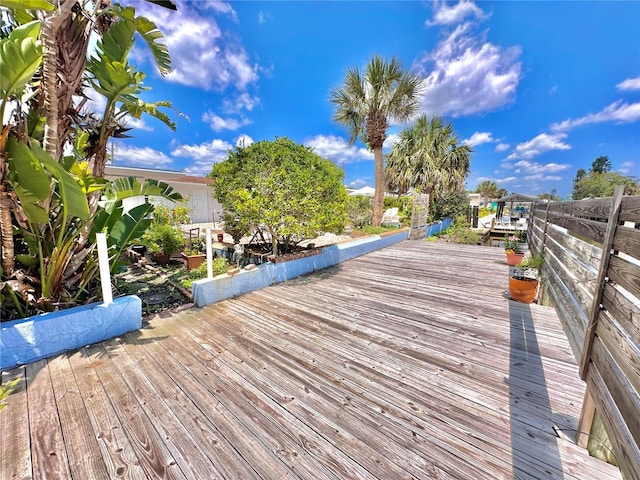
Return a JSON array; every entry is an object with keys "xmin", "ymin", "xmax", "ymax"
[{"xmin": 110, "ymin": 0, "xmax": 640, "ymax": 198}]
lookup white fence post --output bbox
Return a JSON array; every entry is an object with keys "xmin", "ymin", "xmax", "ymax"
[{"xmin": 96, "ymin": 233, "xmax": 113, "ymax": 305}]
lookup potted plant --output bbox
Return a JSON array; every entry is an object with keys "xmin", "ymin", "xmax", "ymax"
[
  {"xmin": 181, "ymin": 237, "xmax": 206, "ymax": 270},
  {"xmin": 504, "ymin": 232, "xmax": 525, "ymax": 266},
  {"xmin": 142, "ymin": 223, "xmax": 184, "ymax": 265},
  {"xmin": 509, "ymin": 254, "xmax": 544, "ymax": 303}
]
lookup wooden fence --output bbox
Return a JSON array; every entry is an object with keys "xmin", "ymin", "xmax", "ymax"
[{"xmin": 528, "ymin": 186, "xmax": 639, "ymax": 479}]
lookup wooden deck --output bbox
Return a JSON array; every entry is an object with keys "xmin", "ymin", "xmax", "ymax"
[{"xmin": 1, "ymin": 241, "xmax": 622, "ymax": 479}]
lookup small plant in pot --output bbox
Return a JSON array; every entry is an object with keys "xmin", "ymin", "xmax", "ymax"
[
  {"xmin": 504, "ymin": 232, "xmax": 525, "ymax": 266},
  {"xmin": 142, "ymin": 224, "xmax": 184, "ymax": 265},
  {"xmin": 509, "ymin": 254, "xmax": 544, "ymax": 303},
  {"xmin": 182, "ymin": 237, "xmax": 206, "ymax": 270}
]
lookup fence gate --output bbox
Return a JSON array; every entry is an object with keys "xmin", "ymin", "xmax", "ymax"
[{"xmin": 409, "ymin": 193, "xmax": 429, "ymax": 240}]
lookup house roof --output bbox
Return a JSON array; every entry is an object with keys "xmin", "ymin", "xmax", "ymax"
[{"xmin": 496, "ymin": 193, "xmax": 538, "ymax": 203}]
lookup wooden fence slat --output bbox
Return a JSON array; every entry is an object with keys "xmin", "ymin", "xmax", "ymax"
[
  {"xmin": 544, "ymin": 273, "xmax": 586, "ymax": 361},
  {"xmin": 595, "ymin": 312, "xmax": 640, "ymax": 406},
  {"xmin": 601, "ymin": 283, "xmax": 640, "ymax": 347},
  {"xmin": 612, "ymin": 224, "xmax": 640, "ymax": 262},
  {"xmin": 586, "ymin": 365, "xmax": 640, "ymax": 480},
  {"xmin": 545, "ymin": 223, "xmax": 602, "ymax": 272},
  {"xmin": 545, "ymin": 213, "xmax": 607, "ymax": 245},
  {"xmin": 607, "ymin": 255, "xmax": 640, "ymax": 302},
  {"xmin": 592, "ymin": 339, "xmax": 640, "ymax": 451},
  {"xmin": 620, "ymin": 196, "xmax": 640, "ymax": 222},
  {"xmin": 579, "ymin": 185, "xmax": 624, "ymax": 379},
  {"xmin": 544, "ymin": 249, "xmax": 592, "ymax": 319},
  {"xmin": 548, "ymin": 198, "xmax": 612, "ymax": 220}
]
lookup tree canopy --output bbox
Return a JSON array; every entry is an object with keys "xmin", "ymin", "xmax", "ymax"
[
  {"xmin": 572, "ymin": 157, "xmax": 639, "ymax": 199},
  {"xmin": 330, "ymin": 55, "xmax": 423, "ymax": 226},
  {"xmin": 210, "ymin": 138, "xmax": 347, "ymax": 256},
  {"xmin": 385, "ymin": 115, "xmax": 471, "ymax": 218},
  {"xmin": 475, "ymin": 180, "xmax": 506, "ymax": 205}
]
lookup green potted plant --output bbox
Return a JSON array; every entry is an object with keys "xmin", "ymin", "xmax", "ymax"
[
  {"xmin": 504, "ymin": 232, "xmax": 525, "ymax": 266},
  {"xmin": 181, "ymin": 237, "xmax": 206, "ymax": 270},
  {"xmin": 509, "ymin": 253, "xmax": 544, "ymax": 303},
  {"xmin": 142, "ymin": 223, "xmax": 184, "ymax": 265}
]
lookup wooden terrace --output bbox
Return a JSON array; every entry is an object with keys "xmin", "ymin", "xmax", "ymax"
[{"xmin": 1, "ymin": 241, "xmax": 621, "ymax": 479}]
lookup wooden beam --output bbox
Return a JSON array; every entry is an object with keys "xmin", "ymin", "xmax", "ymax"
[
  {"xmin": 579, "ymin": 185, "xmax": 624, "ymax": 379},
  {"xmin": 577, "ymin": 388, "xmax": 596, "ymax": 448}
]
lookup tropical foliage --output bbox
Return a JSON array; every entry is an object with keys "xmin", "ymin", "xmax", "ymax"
[
  {"xmin": 0, "ymin": 0, "xmax": 180, "ymax": 320},
  {"xmin": 475, "ymin": 180, "xmax": 507, "ymax": 205},
  {"xmin": 211, "ymin": 137, "xmax": 348, "ymax": 256},
  {"xmin": 330, "ymin": 55, "xmax": 423, "ymax": 226},
  {"xmin": 385, "ymin": 115, "xmax": 472, "ymax": 216}
]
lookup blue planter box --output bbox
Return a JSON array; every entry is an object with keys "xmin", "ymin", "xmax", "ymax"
[
  {"xmin": 193, "ymin": 229, "xmax": 409, "ymax": 307},
  {"xmin": 1, "ymin": 296, "xmax": 142, "ymax": 370}
]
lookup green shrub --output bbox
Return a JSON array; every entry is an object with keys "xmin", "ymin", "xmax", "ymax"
[
  {"xmin": 142, "ymin": 223, "xmax": 184, "ymax": 255},
  {"xmin": 180, "ymin": 257, "xmax": 230, "ymax": 289},
  {"xmin": 346, "ymin": 195, "xmax": 373, "ymax": 228}
]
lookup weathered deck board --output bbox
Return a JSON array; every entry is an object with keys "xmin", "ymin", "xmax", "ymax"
[{"xmin": 0, "ymin": 241, "xmax": 622, "ymax": 479}]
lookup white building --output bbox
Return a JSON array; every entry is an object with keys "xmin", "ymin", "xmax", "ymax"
[{"xmin": 104, "ymin": 166, "xmax": 223, "ymax": 224}]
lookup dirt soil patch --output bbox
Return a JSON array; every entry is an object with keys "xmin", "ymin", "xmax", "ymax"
[{"xmin": 113, "ymin": 259, "xmax": 193, "ymax": 320}]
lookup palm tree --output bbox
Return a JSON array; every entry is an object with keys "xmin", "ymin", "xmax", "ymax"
[
  {"xmin": 330, "ymin": 55, "xmax": 423, "ymax": 226},
  {"xmin": 475, "ymin": 180, "xmax": 502, "ymax": 206},
  {"xmin": 385, "ymin": 115, "xmax": 471, "ymax": 199}
]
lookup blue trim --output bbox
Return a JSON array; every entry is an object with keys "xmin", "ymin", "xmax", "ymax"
[
  {"xmin": 1, "ymin": 296, "xmax": 142, "ymax": 370},
  {"xmin": 192, "ymin": 229, "xmax": 409, "ymax": 307}
]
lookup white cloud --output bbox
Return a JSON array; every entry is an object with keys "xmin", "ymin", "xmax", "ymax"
[
  {"xmin": 617, "ymin": 76, "xmax": 640, "ymax": 91},
  {"xmin": 506, "ymin": 133, "xmax": 571, "ymax": 160},
  {"xmin": 524, "ymin": 174, "xmax": 563, "ymax": 181},
  {"xmin": 304, "ymin": 135, "xmax": 374, "ymax": 165},
  {"xmin": 258, "ymin": 11, "xmax": 271, "ymax": 24},
  {"xmin": 171, "ymin": 138, "xmax": 232, "ymax": 161},
  {"xmin": 172, "ymin": 138, "xmax": 234, "ymax": 176},
  {"xmin": 349, "ymin": 179, "xmax": 368, "ymax": 188},
  {"xmin": 495, "ymin": 143, "xmax": 510, "ymax": 152},
  {"xmin": 202, "ymin": 111, "xmax": 251, "ymax": 131},
  {"xmin": 204, "ymin": 1, "xmax": 237, "ymax": 20},
  {"xmin": 235, "ymin": 134, "xmax": 254, "ymax": 148},
  {"xmin": 551, "ymin": 100, "xmax": 640, "ymax": 132},
  {"xmin": 511, "ymin": 160, "xmax": 571, "ymax": 174},
  {"xmin": 414, "ymin": 22, "xmax": 522, "ymax": 117},
  {"xmin": 222, "ymin": 93, "xmax": 261, "ymax": 114},
  {"xmin": 462, "ymin": 131, "xmax": 494, "ymax": 146},
  {"xmin": 136, "ymin": 2, "xmax": 258, "ymax": 91},
  {"xmin": 383, "ymin": 133, "xmax": 401, "ymax": 148},
  {"xmin": 427, "ymin": 0, "xmax": 486, "ymax": 26},
  {"xmin": 113, "ymin": 145, "xmax": 174, "ymax": 169},
  {"xmin": 124, "ymin": 116, "xmax": 153, "ymax": 132},
  {"xmin": 618, "ymin": 161, "xmax": 636, "ymax": 175}
]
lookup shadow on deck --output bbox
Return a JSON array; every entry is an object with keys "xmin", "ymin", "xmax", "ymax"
[{"xmin": 1, "ymin": 241, "xmax": 621, "ymax": 479}]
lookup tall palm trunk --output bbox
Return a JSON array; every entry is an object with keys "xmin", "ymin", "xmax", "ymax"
[
  {"xmin": 0, "ymin": 130, "xmax": 14, "ymax": 275},
  {"xmin": 372, "ymin": 145, "xmax": 384, "ymax": 226}
]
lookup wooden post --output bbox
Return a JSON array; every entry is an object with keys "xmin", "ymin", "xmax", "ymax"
[
  {"xmin": 577, "ymin": 388, "xmax": 596, "ymax": 448},
  {"xmin": 578, "ymin": 185, "xmax": 624, "ymax": 379}
]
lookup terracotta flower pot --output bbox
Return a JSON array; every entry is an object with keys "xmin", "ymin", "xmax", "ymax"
[
  {"xmin": 506, "ymin": 252, "xmax": 525, "ymax": 266},
  {"xmin": 509, "ymin": 276, "xmax": 539, "ymax": 303},
  {"xmin": 181, "ymin": 253, "xmax": 205, "ymax": 270},
  {"xmin": 151, "ymin": 252, "xmax": 170, "ymax": 265},
  {"xmin": 217, "ymin": 233, "xmax": 224, "ymax": 242}
]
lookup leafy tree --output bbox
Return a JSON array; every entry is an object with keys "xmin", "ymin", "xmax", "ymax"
[
  {"xmin": 211, "ymin": 138, "xmax": 348, "ymax": 256},
  {"xmin": 385, "ymin": 115, "xmax": 471, "ymax": 215},
  {"xmin": 537, "ymin": 189, "xmax": 562, "ymax": 201},
  {"xmin": 591, "ymin": 156, "xmax": 612, "ymax": 174},
  {"xmin": 475, "ymin": 180, "xmax": 502, "ymax": 206},
  {"xmin": 330, "ymin": 55, "xmax": 422, "ymax": 226},
  {"xmin": 572, "ymin": 171, "xmax": 640, "ymax": 200},
  {"xmin": 431, "ymin": 189, "xmax": 469, "ymax": 220}
]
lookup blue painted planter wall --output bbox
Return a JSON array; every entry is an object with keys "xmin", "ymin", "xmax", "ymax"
[
  {"xmin": 192, "ymin": 229, "xmax": 409, "ymax": 307},
  {"xmin": 424, "ymin": 217, "xmax": 453, "ymax": 237},
  {"xmin": 1, "ymin": 296, "xmax": 142, "ymax": 370}
]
